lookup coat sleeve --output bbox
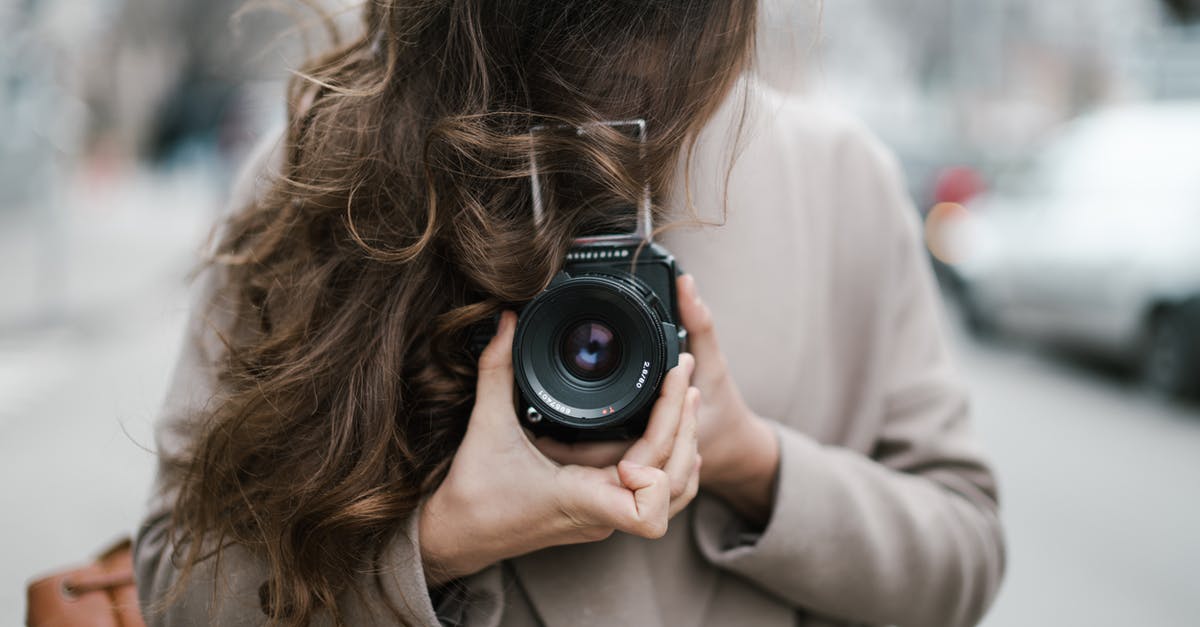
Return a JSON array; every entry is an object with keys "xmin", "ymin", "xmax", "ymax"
[
  {"xmin": 691, "ymin": 125, "xmax": 1006, "ymax": 627},
  {"xmin": 130, "ymin": 135, "xmax": 498, "ymax": 626}
]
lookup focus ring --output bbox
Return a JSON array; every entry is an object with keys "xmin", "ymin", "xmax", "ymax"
[{"xmin": 513, "ymin": 272, "xmax": 668, "ymax": 432}]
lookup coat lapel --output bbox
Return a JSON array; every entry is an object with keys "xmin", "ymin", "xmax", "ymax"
[
  {"xmin": 508, "ymin": 507, "xmax": 718, "ymax": 627},
  {"xmin": 509, "ymin": 531, "xmax": 666, "ymax": 627},
  {"xmin": 647, "ymin": 507, "xmax": 719, "ymax": 627}
]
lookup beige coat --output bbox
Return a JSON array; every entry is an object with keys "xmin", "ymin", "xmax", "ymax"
[{"xmin": 134, "ymin": 85, "xmax": 1005, "ymax": 627}]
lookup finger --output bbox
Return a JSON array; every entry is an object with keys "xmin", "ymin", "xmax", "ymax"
[
  {"xmin": 662, "ymin": 387, "xmax": 700, "ymax": 500},
  {"xmin": 615, "ymin": 461, "xmax": 670, "ymax": 538},
  {"xmin": 473, "ymin": 311, "xmax": 518, "ymax": 427},
  {"xmin": 622, "ymin": 353, "xmax": 694, "ymax": 469},
  {"xmin": 668, "ymin": 456, "xmax": 702, "ymax": 518},
  {"xmin": 676, "ymin": 274, "xmax": 721, "ymax": 363},
  {"xmin": 556, "ymin": 464, "xmax": 665, "ymax": 539},
  {"xmin": 535, "ymin": 437, "xmax": 631, "ymax": 468}
]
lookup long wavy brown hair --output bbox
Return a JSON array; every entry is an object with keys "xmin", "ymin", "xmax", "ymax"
[{"xmin": 166, "ymin": 1, "xmax": 757, "ymax": 624}]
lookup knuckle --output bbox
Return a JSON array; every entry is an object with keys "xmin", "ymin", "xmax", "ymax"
[
  {"xmin": 477, "ymin": 339, "xmax": 512, "ymax": 371},
  {"xmin": 669, "ymin": 476, "xmax": 687, "ymax": 499},
  {"xmin": 675, "ymin": 363, "xmax": 694, "ymax": 385},
  {"xmin": 581, "ymin": 526, "xmax": 615, "ymax": 542},
  {"xmin": 650, "ymin": 446, "xmax": 671, "ymax": 469},
  {"xmin": 477, "ymin": 350, "xmax": 509, "ymax": 373},
  {"xmin": 692, "ymin": 308, "xmax": 715, "ymax": 334}
]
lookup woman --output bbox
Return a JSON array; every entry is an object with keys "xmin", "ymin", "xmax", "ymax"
[{"xmin": 135, "ymin": 1, "xmax": 1005, "ymax": 626}]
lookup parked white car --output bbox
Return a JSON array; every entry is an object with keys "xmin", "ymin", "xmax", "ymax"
[{"xmin": 953, "ymin": 103, "xmax": 1200, "ymax": 397}]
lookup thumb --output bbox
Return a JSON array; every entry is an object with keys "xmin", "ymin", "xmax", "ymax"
[{"xmin": 472, "ymin": 311, "xmax": 518, "ymax": 430}]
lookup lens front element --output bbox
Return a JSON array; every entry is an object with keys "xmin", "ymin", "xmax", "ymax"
[{"xmin": 561, "ymin": 320, "xmax": 622, "ymax": 381}]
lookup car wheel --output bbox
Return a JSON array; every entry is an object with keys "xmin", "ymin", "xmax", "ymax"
[{"xmin": 1143, "ymin": 305, "xmax": 1200, "ymax": 399}]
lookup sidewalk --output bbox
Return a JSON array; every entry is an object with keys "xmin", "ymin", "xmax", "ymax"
[{"xmin": 0, "ymin": 161, "xmax": 224, "ymax": 619}]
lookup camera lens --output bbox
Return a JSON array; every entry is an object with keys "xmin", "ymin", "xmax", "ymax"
[
  {"xmin": 560, "ymin": 320, "xmax": 622, "ymax": 381},
  {"xmin": 512, "ymin": 269, "xmax": 680, "ymax": 439}
]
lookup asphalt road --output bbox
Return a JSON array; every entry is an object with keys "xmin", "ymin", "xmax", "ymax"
[
  {"xmin": 0, "ymin": 167, "xmax": 216, "ymax": 621},
  {"xmin": 960, "ymin": 332, "xmax": 1200, "ymax": 627},
  {"xmin": 2, "ymin": 209, "xmax": 1198, "ymax": 624}
]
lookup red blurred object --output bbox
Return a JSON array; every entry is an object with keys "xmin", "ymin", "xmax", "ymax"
[{"xmin": 932, "ymin": 165, "xmax": 985, "ymax": 206}]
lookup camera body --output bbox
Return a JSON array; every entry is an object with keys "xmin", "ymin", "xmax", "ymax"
[
  {"xmin": 512, "ymin": 240, "xmax": 685, "ymax": 441},
  {"xmin": 466, "ymin": 118, "xmax": 685, "ymax": 441}
]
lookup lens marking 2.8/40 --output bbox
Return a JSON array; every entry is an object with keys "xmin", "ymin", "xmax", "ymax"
[{"xmin": 635, "ymin": 361, "xmax": 651, "ymax": 389}]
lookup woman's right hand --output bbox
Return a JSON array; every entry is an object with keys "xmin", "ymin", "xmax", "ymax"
[{"xmin": 419, "ymin": 311, "xmax": 700, "ymax": 586}]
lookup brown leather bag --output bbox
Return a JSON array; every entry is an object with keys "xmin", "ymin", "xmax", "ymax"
[{"xmin": 26, "ymin": 537, "xmax": 147, "ymax": 627}]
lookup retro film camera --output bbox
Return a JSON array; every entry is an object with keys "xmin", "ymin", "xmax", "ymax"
[{"xmin": 512, "ymin": 119, "xmax": 686, "ymax": 441}]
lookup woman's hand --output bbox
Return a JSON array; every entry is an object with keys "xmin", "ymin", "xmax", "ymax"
[
  {"xmin": 419, "ymin": 311, "xmax": 701, "ymax": 586},
  {"xmin": 675, "ymin": 274, "xmax": 779, "ymax": 525},
  {"xmin": 535, "ymin": 275, "xmax": 780, "ymax": 525}
]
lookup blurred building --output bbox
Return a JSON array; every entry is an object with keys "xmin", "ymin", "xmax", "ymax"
[
  {"xmin": 1, "ymin": 0, "xmax": 346, "ymax": 177},
  {"xmin": 79, "ymin": 0, "xmax": 304, "ymax": 164},
  {"xmin": 0, "ymin": 0, "xmax": 347, "ymax": 328}
]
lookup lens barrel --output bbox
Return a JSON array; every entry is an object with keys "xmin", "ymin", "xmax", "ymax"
[{"xmin": 513, "ymin": 270, "xmax": 679, "ymax": 440}]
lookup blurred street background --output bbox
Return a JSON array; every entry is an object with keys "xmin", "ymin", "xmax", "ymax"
[{"xmin": 3, "ymin": 0, "xmax": 1199, "ymax": 623}]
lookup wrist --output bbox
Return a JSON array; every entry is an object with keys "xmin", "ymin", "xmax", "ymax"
[
  {"xmin": 419, "ymin": 485, "xmax": 491, "ymax": 587},
  {"xmin": 702, "ymin": 413, "xmax": 780, "ymax": 525}
]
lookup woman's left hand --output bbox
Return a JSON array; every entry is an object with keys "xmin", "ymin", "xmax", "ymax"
[{"xmin": 536, "ymin": 274, "xmax": 779, "ymax": 524}]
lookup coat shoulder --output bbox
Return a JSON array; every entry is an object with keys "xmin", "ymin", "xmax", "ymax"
[{"xmin": 744, "ymin": 88, "xmax": 917, "ymax": 244}]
